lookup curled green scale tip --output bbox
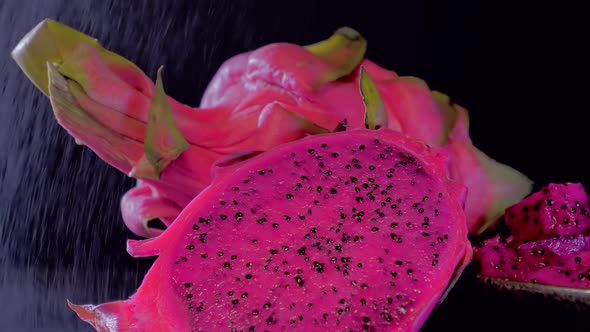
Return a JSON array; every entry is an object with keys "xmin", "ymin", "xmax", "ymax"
[
  {"xmin": 11, "ymin": 18, "xmax": 145, "ymax": 96},
  {"xmin": 130, "ymin": 67, "xmax": 189, "ymax": 180},
  {"xmin": 305, "ymin": 26, "xmax": 367, "ymax": 83},
  {"xmin": 359, "ymin": 66, "xmax": 388, "ymax": 130}
]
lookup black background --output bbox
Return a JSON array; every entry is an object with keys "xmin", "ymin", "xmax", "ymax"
[{"xmin": 0, "ymin": 0, "xmax": 588, "ymax": 331}]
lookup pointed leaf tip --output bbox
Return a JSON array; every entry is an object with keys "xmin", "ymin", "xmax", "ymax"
[
  {"xmin": 334, "ymin": 26, "xmax": 363, "ymax": 41},
  {"xmin": 359, "ymin": 66, "xmax": 388, "ymax": 130},
  {"xmin": 12, "ymin": 19, "xmax": 146, "ymax": 97},
  {"xmin": 130, "ymin": 66, "xmax": 189, "ymax": 179},
  {"xmin": 12, "ymin": 19, "xmax": 98, "ymax": 96},
  {"xmin": 304, "ymin": 27, "xmax": 367, "ymax": 83}
]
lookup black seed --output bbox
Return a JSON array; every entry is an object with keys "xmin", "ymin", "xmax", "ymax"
[
  {"xmin": 245, "ymin": 274, "xmax": 252, "ymax": 279},
  {"xmin": 223, "ymin": 262, "xmax": 231, "ymax": 268},
  {"xmin": 395, "ymin": 260, "xmax": 403, "ymax": 266},
  {"xmin": 391, "ymin": 222, "xmax": 399, "ymax": 228},
  {"xmin": 308, "ymin": 149, "xmax": 315, "ymax": 155},
  {"xmin": 186, "ymin": 294, "xmax": 193, "ymax": 299},
  {"xmin": 232, "ymin": 299, "xmax": 239, "ymax": 304},
  {"xmin": 286, "ymin": 193, "xmax": 294, "ymax": 200},
  {"xmin": 270, "ymin": 249, "xmax": 278, "ymax": 255},
  {"xmin": 356, "ymin": 197, "xmax": 364, "ymax": 203},
  {"xmin": 355, "ymin": 164, "xmax": 362, "ymax": 169},
  {"xmin": 325, "ymin": 170, "xmax": 333, "ymax": 176},
  {"xmin": 235, "ymin": 212, "xmax": 243, "ymax": 221},
  {"xmin": 335, "ymin": 245, "xmax": 342, "ymax": 252},
  {"xmin": 418, "ymin": 208, "xmax": 424, "ymax": 214},
  {"xmin": 294, "ymin": 276, "xmax": 305, "ymax": 287},
  {"xmin": 422, "ymin": 232, "xmax": 430, "ymax": 237},
  {"xmin": 362, "ymin": 325, "xmax": 369, "ymax": 331},
  {"xmin": 350, "ymin": 177, "xmax": 358, "ymax": 183},
  {"xmin": 432, "ymin": 259, "xmax": 439, "ymax": 266},
  {"xmin": 184, "ymin": 282, "xmax": 192, "ymax": 288},
  {"xmin": 193, "ymin": 224, "xmax": 199, "ymax": 231},
  {"xmin": 201, "ymin": 253, "xmax": 208, "ymax": 259},
  {"xmin": 332, "ymin": 152, "xmax": 339, "ymax": 157},
  {"xmin": 575, "ymin": 257, "xmax": 582, "ymax": 263},
  {"xmin": 186, "ymin": 244, "xmax": 195, "ymax": 250}
]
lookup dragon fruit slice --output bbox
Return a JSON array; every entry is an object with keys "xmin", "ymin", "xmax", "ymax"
[
  {"xmin": 12, "ymin": 19, "xmax": 531, "ymax": 237},
  {"xmin": 474, "ymin": 183, "xmax": 590, "ymax": 288},
  {"xmin": 68, "ymin": 120, "xmax": 472, "ymax": 331}
]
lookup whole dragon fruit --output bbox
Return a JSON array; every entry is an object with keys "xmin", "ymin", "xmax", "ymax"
[
  {"xmin": 11, "ymin": 19, "xmax": 532, "ymax": 236},
  {"xmin": 65, "ymin": 71, "xmax": 472, "ymax": 329},
  {"xmin": 474, "ymin": 183, "xmax": 590, "ymax": 289}
]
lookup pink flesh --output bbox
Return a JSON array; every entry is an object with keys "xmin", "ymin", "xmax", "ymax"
[
  {"xmin": 71, "ymin": 129, "xmax": 471, "ymax": 332},
  {"xmin": 475, "ymin": 183, "xmax": 590, "ymax": 288},
  {"xmin": 475, "ymin": 233, "xmax": 590, "ymax": 288},
  {"xmin": 505, "ymin": 183, "xmax": 590, "ymax": 242}
]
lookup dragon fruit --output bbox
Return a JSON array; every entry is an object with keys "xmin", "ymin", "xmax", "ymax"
[
  {"xmin": 67, "ymin": 87, "xmax": 472, "ymax": 330},
  {"xmin": 474, "ymin": 183, "xmax": 590, "ymax": 289},
  {"xmin": 11, "ymin": 19, "xmax": 532, "ymax": 236}
]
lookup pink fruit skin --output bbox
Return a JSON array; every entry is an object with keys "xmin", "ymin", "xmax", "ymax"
[
  {"xmin": 71, "ymin": 129, "xmax": 472, "ymax": 332},
  {"xmin": 475, "ymin": 183, "xmax": 590, "ymax": 288},
  {"xmin": 44, "ymin": 31, "xmax": 530, "ymax": 237}
]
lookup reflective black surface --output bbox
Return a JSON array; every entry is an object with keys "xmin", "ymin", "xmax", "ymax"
[{"xmin": 1, "ymin": 1, "xmax": 587, "ymax": 331}]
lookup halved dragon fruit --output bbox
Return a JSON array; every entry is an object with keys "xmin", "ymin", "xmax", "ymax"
[
  {"xmin": 66, "ymin": 82, "xmax": 472, "ymax": 330},
  {"xmin": 11, "ymin": 19, "xmax": 532, "ymax": 236},
  {"xmin": 475, "ymin": 183, "xmax": 590, "ymax": 289}
]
